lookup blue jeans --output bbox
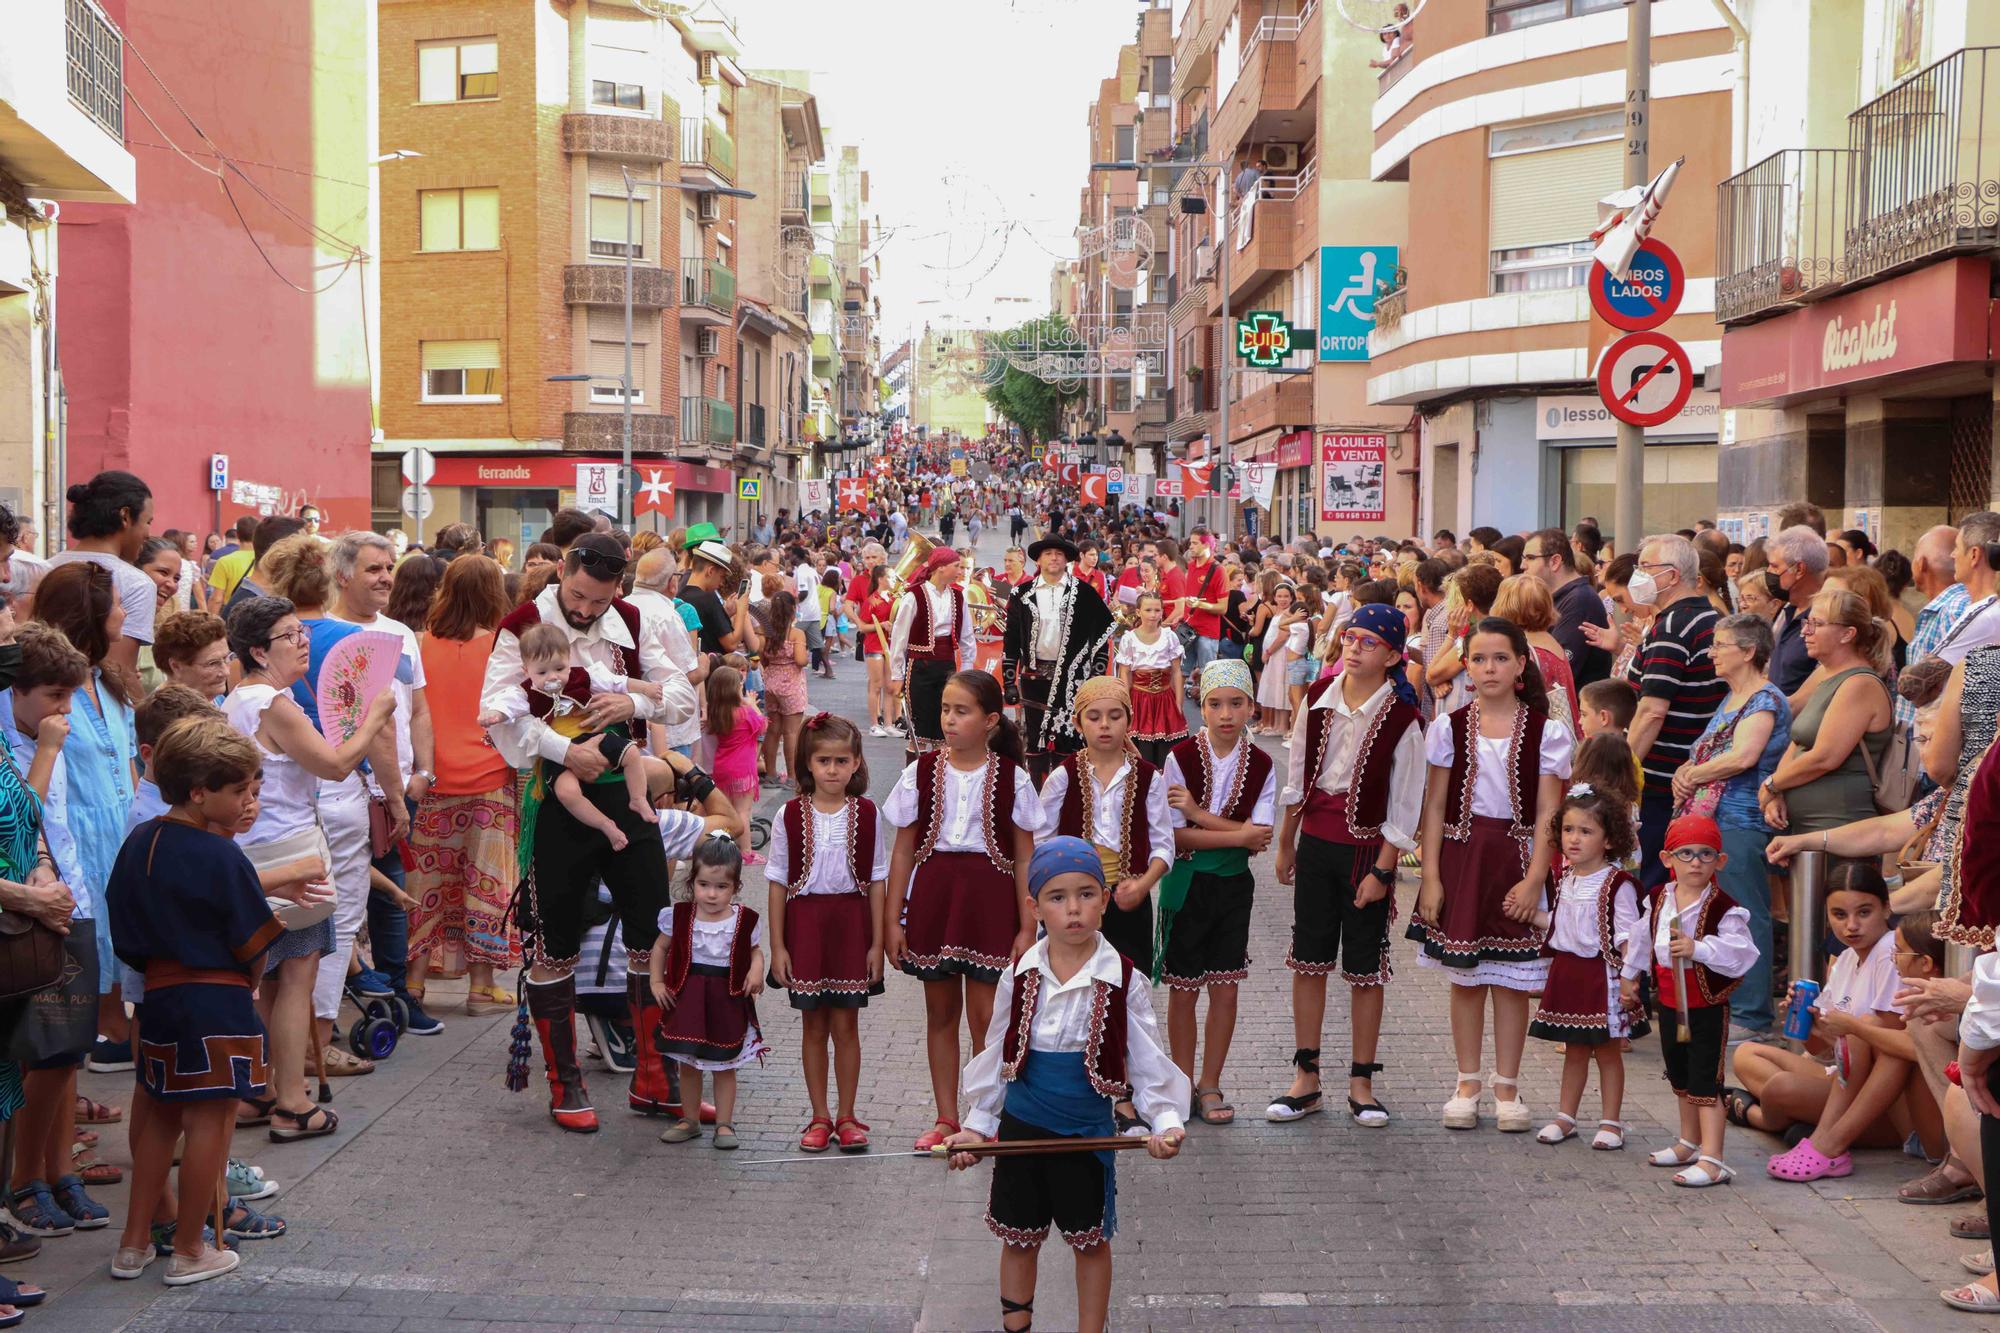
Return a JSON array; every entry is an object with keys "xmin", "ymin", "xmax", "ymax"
[
  {"xmin": 368, "ymin": 797, "xmax": 416, "ymax": 1000},
  {"xmin": 1638, "ymin": 787, "xmax": 1675, "ymax": 892},
  {"xmin": 1718, "ymin": 825, "xmax": 1776, "ymax": 1032},
  {"xmin": 1184, "ymin": 634, "xmax": 1219, "ymax": 678}
]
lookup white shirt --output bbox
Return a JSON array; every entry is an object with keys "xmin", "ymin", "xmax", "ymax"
[
  {"xmin": 1264, "ymin": 615, "xmax": 1309, "ymax": 656},
  {"xmin": 331, "ymin": 609, "xmax": 426, "ymax": 798},
  {"xmin": 762, "ymin": 800, "xmax": 892, "ymax": 894},
  {"xmin": 960, "ymin": 936, "xmax": 1190, "ymax": 1138},
  {"xmin": 627, "ymin": 587, "xmax": 703, "ymax": 750},
  {"xmin": 1820, "ymin": 937, "xmax": 1904, "ymax": 1020},
  {"xmin": 1938, "ymin": 594, "xmax": 2000, "ymax": 666},
  {"xmin": 1, "ymin": 710, "xmax": 88, "ymax": 917},
  {"xmin": 1422, "ymin": 711, "xmax": 1574, "ymax": 820},
  {"xmin": 1116, "ymin": 629, "xmax": 1180, "ymax": 670},
  {"xmin": 483, "ymin": 659, "xmax": 629, "ymax": 724},
  {"xmin": 1162, "ymin": 732, "xmax": 1279, "ymax": 829},
  {"xmin": 222, "ymin": 684, "xmax": 320, "ymax": 849},
  {"xmin": 1620, "ymin": 883, "xmax": 1758, "ymax": 981},
  {"xmin": 1029, "ymin": 574, "xmax": 1071, "ymax": 661},
  {"xmin": 1961, "ymin": 952, "xmax": 2000, "ymax": 1050},
  {"xmin": 654, "ymin": 901, "xmax": 764, "ymax": 965},
  {"xmin": 48, "ymin": 549, "xmax": 155, "ymax": 645},
  {"xmin": 1035, "ymin": 760, "xmax": 1174, "ymax": 872},
  {"xmin": 1279, "ymin": 679, "xmax": 1424, "ymax": 851},
  {"xmin": 479, "ymin": 584, "xmax": 694, "ymax": 768},
  {"xmin": 1546, "ymin": 865, "xmax": 1641, "ymax": 961},
  {"xmin": 883, "ymin": 758, "xmax": 1046, "ymax": 865},
  {"xmin": 887, "ymin": 583, "xmax": 976, "ymax": 679},
  {"xmin": 794, "ymin": 562, "xmax": 824, "ymax": 624}
]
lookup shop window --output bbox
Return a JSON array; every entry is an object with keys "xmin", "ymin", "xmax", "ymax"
[
  {"xmin": 1488, "ymin": 0, "xmax": 1623, "ymax": 34},
  {"xmin": 418, "ymin": 38, "xmax": 497, "ymax": 103},
  {"xmin": 421, "ymin": 339, "xmax": 501, "ymax": 403},
  {"xmin": 1559, "ymin": 443, "xmax": 1717, "ymax": 534},
  {"xmin": 419, "ymin": 188, "xmax": 499, "ymax": 252}
]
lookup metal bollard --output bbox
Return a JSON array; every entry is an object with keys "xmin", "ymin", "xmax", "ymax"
[
  {"xmin": 1947, "ymin": 942, "xmax": 1985, "ymax": 980},
  {"xmin": 1787, "ymin": 849, "xmax": 1828, "ymax": 990}
]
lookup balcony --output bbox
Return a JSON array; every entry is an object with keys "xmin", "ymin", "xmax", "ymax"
[
  {"xmin": 1374, "ymin": 279, "xmax": 1409, "ymax": 335},
  {"xmin": 561, "ymin": 112, "xmax": 672, "ymax": 161},
  {"xmin": 0, "ymin": 0, "xmax": 134, "ymax": 202},
  {"xmin": 1714, "ymin": 148, "xmax": 1854, "ymax": 324},
  {"xmin": 781, "ymin": 166, "xmax": 809, "ymax": 219},
  {"xmin": 1213, "ymin": 163, "xmax": 1317, "ymax": 312},
  {"xmin": 563, "ymin": 411, "xmax": 674, "ymax": 454},
  {"xmin": 1211, "ymin": 2, "xmax": 1320, "ymax": 158},
  {"xmin": 1846, "ymin": 46, "xmax": 2000, "ymax": 284},
  {"xmin": 1228, "ymin": 374, "xmax": 1313, "ymax": 445},
  {"xmin": 564, "ymin": 263, "xmax": 674, "ymax": 309},
  {"xmin": 743, "ymin": 401, "xmax": 768, "ymax": 448},
  {"xmin": 679, "ymin": 116, "xmax": 735, "ymax": 184},
  {"xmin": 679, "ymin": 258, "xmax": 734, "ymax": 322},
  {"xmin": 680, "ymin": 395, "xmax": 735, "ymax": 445}
]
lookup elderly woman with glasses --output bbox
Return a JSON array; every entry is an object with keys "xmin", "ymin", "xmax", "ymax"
[{"xmin": 1758, "ymin": 589, "xmax": 1895, "ymax": 842}]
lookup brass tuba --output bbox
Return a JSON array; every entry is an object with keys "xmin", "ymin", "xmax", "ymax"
[{"xmin": 884, "ymin": 533, "xmax": 936, "ymax": 598}]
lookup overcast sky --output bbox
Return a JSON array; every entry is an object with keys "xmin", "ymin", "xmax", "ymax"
[{"xmin": 735, "ymin": 0, "xmax": 1139, "ymax": 351}]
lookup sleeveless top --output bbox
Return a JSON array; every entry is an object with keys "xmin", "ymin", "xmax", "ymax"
[
  {"xmin": 1785, "ymin": 665, "xmax": 1892, "ymax": 834},
  {"xmin": 223, "ymin": 684, "xmax": 319, "ymax": 847}
]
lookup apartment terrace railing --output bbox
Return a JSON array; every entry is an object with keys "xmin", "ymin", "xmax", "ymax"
[
  {"xmin": 1714, "ymin": 148, "xmax": 1854, "ymax": 323},
  {"xmin": 680, "ymin": 116, "xmax": 736, "ymax": 181},
  {"xmin": 1240, "ymin": 0, "xmax": 1317, "ymax": 67},
  {"xmin": 680, "ymin": 395, "xmax": 735, "ymax": 445},
  {"xmin": 1227, "ymin": 160, "xmax": 1317, "ymax": 252},
  {"xmin": 1846, "ymin": 46, "xmax": 2000, "ymax": 283},
  {"xmin": 781, "ymin": 166, "xmax": 809, "ymax": 215},
  {"xmin": 66, "ymin": 0, "xmax": 123, "ymax": 139},
  {"xmin": 680, "ymin": 258, "xmax": 736, "ymax": 315},
  {"xmin": 1374, "ymin": 280, "xmax": 1408, "ymax": 335}
]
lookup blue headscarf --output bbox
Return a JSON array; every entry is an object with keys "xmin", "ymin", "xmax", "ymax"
[
  {"xmin": 1346, "ymin": 603, "xmax": 1421, "ymax": 709},
  {"xmin": 1028, "ymin": 836, "xmax": 1106, "ymax": 898}
]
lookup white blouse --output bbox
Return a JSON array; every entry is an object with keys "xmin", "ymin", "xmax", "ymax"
[
  {"xmin": 223, "ymin": 684, "xmax": 320, "ymax": 847},
  {"xmin": 1546, "ymin": 865, "xmax": 1642, "ymax": 962},
  {"xmin": 960, "ymin": 936, "xmax": 1190, "ymax": 1138},
  {"xmin": 887, "ymin": 583, "xmax": 976, "ymax": 676},
  {"xmin": 1821, "ymin": 939, "xmax": 1904, "ymax": 1019},
  {"xmin": 1035, "ymin": 761, "xmax": 1175, "ymax": 871},
  {"xmin": 1116, "ymin": 630, "xmax": 1181, "ymax": 671},
  {"xmin": 1422, "ymin": 711, "xmax": 1574, "ymax": 820},
  {"xmin": 1620, "ymin": 884, "xmax": 1757, "ymax": 981},
  {"xmin": 655, "ymin": 902, "xmax": 764, "ymax": 965},
  {"xmin": 882, "ymin": 757, "xmax": 1047, "ymax": 853},
  {"xmin": 1263, "ymin": 616, "xmax": 1310, "ymax": 656},
  {"xmin": 762, "ymin": 801, "xmax": 892, "ymax": 895},
  {"xmin": 1279, "ymin": 678, "xmax": 1425, "ymax": 851},
  {"xmin": 1161, "ymin": 732, "xmax": 1279, "ymax": 828}
]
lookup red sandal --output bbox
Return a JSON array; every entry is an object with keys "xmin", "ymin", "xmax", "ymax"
[
  {"xmin": 799, "ymin": 1117, "xmax": 834, "ymax": 1153},
  {"xmin": 834, "ymin": 1116, "xmax": 871, "ymax": 1153},
  {"xmin": 914, "ymin": 1117, "xmax": 959, "ymax": 1152}
]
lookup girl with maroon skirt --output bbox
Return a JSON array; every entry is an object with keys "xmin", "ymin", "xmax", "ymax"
[
  {"xmin": 1526, "ymin": 784, "xmax": 1644, "ymax": 1150},
  {"xmin": 1408, "ymin": 617, "xmax": 1572, "ymax": 1134},
  {"xmin": 650, "ymin": 834, "xmax": 767, "ymax": 1150},
  {"xmin": 766, "ymin": 714, "xmax": 887, "ymax": 1153},
  {"xmin": 1115, "ymin": 593, "xmax": 1187, "ymax": 766},
  {"xmin": 884, "ymin": 670, "xmax": 1044, "ymax": 1151}
]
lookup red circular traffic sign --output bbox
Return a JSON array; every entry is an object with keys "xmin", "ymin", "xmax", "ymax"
[
  {"xmin": 1589, "ymin": 239, "xmax": 1685, "ymax": 332},
  {"xmin": 1596, "ymin": 330, "xmax": 1694, "ymax": 428}
]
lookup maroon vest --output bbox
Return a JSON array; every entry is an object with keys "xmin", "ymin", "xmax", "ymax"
[
  {"xmin": 777, "ymin": 796, "xmax": 879, "ymax": 898},
  {"xmin": 1546, "ymin": 868, "xmax": 1638, "ymax": 969},
  {"xmin": 1643, "ymin": 884, "xmax": 1744, "ymax": 1006},
  {"xmin": 660, "ymin": 901, "xmax": 760, "ymax": 997},
  {"xmin": 1299, "ymin": 676, "xmax": 1420, "ymax": 844},
  {"xmin": 907, "ymin": 585, "xmax": 965, "ymax": 663},
  {"xmin": 1439, "ymin": 700, "xmax": 1547, "ymax": 839},
  {"xmin": 912, "ymin": 750, "xmax": 1020, "ymax": 874},
  {"xmin": 1055, "ymin": 753, "xmax": 1157, "ymax": 881},
  {"xmin": 496, "ymin": 596, "xmax": 645, "ymax": 720},
  {"xmin": 1169, "ymin": 733, "xmax": 1272, "ymax": 825},
  {"xmin": 998, "ymin": 954, "xmax": 1134, "ymax": 1099}
]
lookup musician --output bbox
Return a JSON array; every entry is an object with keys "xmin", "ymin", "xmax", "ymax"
[
  {"xmin": 889, "ymin": 547, "xmax": 975, "ymax": 763},
  {"xmin": 1003, "ymin": 537, "xmax": 1117, "ymax": 784}
]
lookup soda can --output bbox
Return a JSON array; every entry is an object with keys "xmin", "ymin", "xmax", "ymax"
[{"xmin": 1782, "ymin": 978, "xmax": 1820, "ymax": 1041}]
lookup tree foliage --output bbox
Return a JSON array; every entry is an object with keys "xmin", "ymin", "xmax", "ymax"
[{"xmin": 981, "ymin": 315, "xmax": 1085, "ymax": 442}]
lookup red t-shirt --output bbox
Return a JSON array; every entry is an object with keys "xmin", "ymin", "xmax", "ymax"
[
  {"xmin": 862, "ymin": 592, "xmax": 894, "ymax": 653},
  {"xmin": 1159, "ymin": 566, "xmax": 1187, "ymax": 618},
  {"xmin": 1180, "ymin": 558, "xmax": 1225, "ymax": 638}
]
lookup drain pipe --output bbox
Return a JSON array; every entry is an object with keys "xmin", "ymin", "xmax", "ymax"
[{"xmin": 1709, "ymin": 0, "xmax": 1749, "ymax": 172}]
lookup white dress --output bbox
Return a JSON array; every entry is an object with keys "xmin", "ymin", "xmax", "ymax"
[{"xmin": 1258, "ymin": 616, "xmax": 1308, "ymax": 709}]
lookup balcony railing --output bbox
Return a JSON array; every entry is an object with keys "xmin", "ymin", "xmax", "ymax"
[
  {"xmin": 781, "ymin": 166, "xmax": 809, "ymax": 215},
  {"xmin": 744, "ymin": 401, "xmax": 768, "ymax": 447},
  {"xmin": 1227, "ymin": 161, "xmax": 1317, "ymax": 251},
  {"xmin": 1240, "ymin": 0, "xmax": 1316, "ymax": 67},
  {"xmin": 1374, "ymin": 281, "xmax": 1409, "ymax": 335},
  {"xmin": 1714, "ymin": 148, "xmax": 1854, "ymax": 323},
  {"xmin": 680, "ymin": 395, "xmax": 735, "ymax": 445},
  {"xmin": 680, "ymin": 258, "xmax": 735, "ymax": 313},
  {"xmin": 66, "ymin": 0, "xmax": 123, "ymax": 139},
  {"xmin": 679, "ymin": 116, "xmax": 735, "ymax": 181},
  {"xmin": 1846, "ymin": 46, "xmax": 2000, "ymax": 283}
]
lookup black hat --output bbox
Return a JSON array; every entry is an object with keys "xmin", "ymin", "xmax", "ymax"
[{"xmin": 1027, "ymin": 536, "xmax": 1080, "ymax": 562}]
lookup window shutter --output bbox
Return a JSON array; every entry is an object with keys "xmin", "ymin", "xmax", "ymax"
[
  {"xmin": 1488, "ymin": 140, "xmax": 1622, "ymax": 250},
  {"xmin": 422, "ymin": 340, "xmax": 501, "ymax": 372},
  {"xmin": 587, "ymin": 340, "xmax": 626, "ymax": 378},
  {"xmin": 419, "ymin": 190, "xmax": 460, "ymax": 251},
  {"xmin": 417, "ymin": 46, "xmax": 456, "ymax": 103},
  {"xmin": 588, "ymin": 195, "xmax": 634, "ymax": 242},
  {"xmin": 461, "ymin": 189, "xmax": 499, "ymax": 249}
]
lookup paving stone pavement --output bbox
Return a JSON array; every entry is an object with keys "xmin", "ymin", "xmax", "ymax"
[{"xmin": 37, "ymin": 527, "xmax": 1988, "ymax": 1330}]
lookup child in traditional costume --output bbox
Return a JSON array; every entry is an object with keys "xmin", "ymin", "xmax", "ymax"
[
  {"xmin": 1114, "ymin": 593, "xmax": 1187, "ymax": 766},
  {"xmin": 650, "ymin": 832, "xmax": 767, "ymax": 1150},
  {"xmin": 1527, "ymin": 783, "xmax": 1645, "ymax": 1150},
  {"xmin": 1408, "ymin": 617, "xmax": 1572, "ymax": 1133},
  {"xmin": 944, "ymin": 837, "xmax": 1189, "ymax": 1333},
  {"xmin": 1157, "ymin": 658, "xmax": 1277, "ymax": 1126},
  {"xmin": 885, "ymin": 669, "xmax": 1044, "ymax": 1150},
  {"xmin": 766, "ymin": 714, "xmax": 886, "ymax": 1153},
  {"xmin": 1035, "ymin": 676, "xmax": 1173, "ymax": 1131},
  {"xmin": 1270, "ymin": 604, "xmax": 1423, "ymax": 1127}
]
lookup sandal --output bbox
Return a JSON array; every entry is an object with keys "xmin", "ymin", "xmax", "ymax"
[
  {"xmin": 799, "ymin": 1117, "xmax": 834, "ymax": 1153},
  {"xmin": 1722, "ymin": 1086, "xmax": 1759, "ymax": 1128},
  {"xmin": 1347, "ymin": 1060, "xmax": 1389, "ymax": 1127},
  {"xmin": 223, "ymin": 1203, "xmax": 287, "ymax": 1240},
  {"xmin": 269, "ymin": 1105, "xmax": 339, "ymax": 1142},
  {"xmin": 1902, "ymin": 1158, "xmax": 1984, "ymax": 1206},
  {"xmin": 236, "ymin": 1095, "xmax": 275, "ymax": 1128},
  {"xmin": 1963, "ymin": 1249, "xmax": 1995, "ymax": 1277},
  {"xmin": 834, "ymin": 1116, "xmax": 871, "ymax": 1153},
  {"xmin": 466, "ymin": 984, "xmax": 516, "ymax": 1015},
  {"xmin": 1942, "ymin": 1281, "xmax": 2000, "ymax": 1312},
  {"xmin": 1536, "ymin": 1112, "xmax": 1577, "ymax": 1145},
  {"xmin": 1767, "ymin": 1137, "xmax": 1852, "ymax": 1182},
  {"xmin": 319, "ymin": 1044, "xmax": 374, "ymax": 1077},
  {"xmin": 1591, "ymin": 1119, "xmax": 1626, "ymax": 1151},
  {"xmin": 1194, "ymin": 1086, "xmax": 1235, "ymax": 1125},
  {"xmin": 0, "ymin": 1277, "xmax": 43, "ymax": 1308},
  {"xmin": 914, "ymin": 1118, "xmax": 960, "ymax": 1152},
  {"xmin": 1955, "ymin": 1211, "xmax": 1992, "ymax": 1240},
  {"xmin": 1648, "ymin": 1137, "xmax": 1699, "ymax": 1168},
  {"xmin": 75, "ymin": 1094, "xmax": 123, "ymax": 1125},
  {"xmin": 1441, "ymin": 1070, "xmax": 1482, "ymax": 1130},
  {"xmin": 70, "ymin": 1153, "xmax": 122, "ymax": 1186},
  {"xmin": 1001, "ymin": 1295, "xmax": 1034, "ymax": 1332},
  {"xmin": 1490, "ymin": 1075, "xmax": 1532, "ymax": 1133},
  {"xmin": 1674, "ymin": 1155, "xmax": 1736, "ymax": 1188},
  {"xmin": 1266, "ymin": 1048, "xmax": 1323, "ymax": 1123}
]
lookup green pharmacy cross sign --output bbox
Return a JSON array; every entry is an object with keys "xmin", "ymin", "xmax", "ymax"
[{"xmin": 1236, "ymin": 311, "xmax": 1299, "ymax": 369}]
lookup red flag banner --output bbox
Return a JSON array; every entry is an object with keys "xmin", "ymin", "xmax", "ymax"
[
  {"xmin": 1176, "ymin": 462, "xmax": 1213, "ymax": 496},
  {"xmin": 838, "ymin": 477, "xmax": 869, "ymax": 511}
]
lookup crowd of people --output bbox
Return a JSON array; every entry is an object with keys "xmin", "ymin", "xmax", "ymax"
[{"xmin": 11, "ymin": 441, "xmax": 2000, "ymax": 1324}]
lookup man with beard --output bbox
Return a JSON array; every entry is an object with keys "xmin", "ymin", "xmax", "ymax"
[
  {"xmin": 1003, "ymin": 535, "xmax": 1117, "ymax": 783},
  {"xmin": 481, "ymin": 535, "xmax": 698, "ymax": 1132}
]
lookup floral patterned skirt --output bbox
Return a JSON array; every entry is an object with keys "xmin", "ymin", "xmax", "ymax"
[{"xmin": 406, "ymin": 783, "xmax": 521, "ymax": 975}]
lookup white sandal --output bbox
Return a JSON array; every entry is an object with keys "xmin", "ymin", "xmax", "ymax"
[
  {"xmin": 1648, "ymin": 1137, "xmax": 1699, "ymax": 1168},
  {"xmin": 1673, "ymin": 1155, "xmax": 1735, "ymax": 1188},
  {"xmin": 1536, "ymin": 1112, "xmax": 1577, "ymax": 1145},
  {"xmin": 1441, "ymin": 1070, "xmax": 1482, "ymax": 1130},
  {"xmin": 1962, "ymin": 1248, "xmax": 1995, "ymax": 1277},
  {"xmin": 1942, "ymin": 1280, "xmax": 2000, "ymax": 1312},
  {"xmin": 1491, "ymin": 1075, "xmax": 1532, "ymax": 1133},
  {"xmin": 1591, "ymin": 1119, "xmax": 1626, "ymax": 1151}
]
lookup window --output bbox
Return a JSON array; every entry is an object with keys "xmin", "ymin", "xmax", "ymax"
[
  {"xmin": 421, "ymin": 340, "xmax": 501, "ymax": 402},
  {"xmin": 419, "ymin": 188, "xmax": 499, "ymax": 251},
  {"xmin": 418, "ymin": 39, "xmax": 497, "ymax": 103},
  {"xmin": 1115, "ymin": 125, "xmax": 1135, "ymax": 163},
  {"xmin": 1488, "ymin": 111, "xmax": 1622, "ymax": 291},
  {"xmin": 588, "ymin": 195, "xmax": 645, "ymax": 259},
  {"xmin": 591, "ymin": 80, "xmax": 644, "ymax": 110},
  {"xmin": 1111, "ymin": 380, "xmax": 1133, "ymax": 413},
  {"xmin": 1149, "ymin": 56, "xmax": 1171, "ymax": 96},
  {"xmin": 1491, "ymin": 241, "xmax": 1595, "ymax": 293},
  {"xmin": 1487, "ymin": 0, "xmax": 1623, "ymax": 33}
]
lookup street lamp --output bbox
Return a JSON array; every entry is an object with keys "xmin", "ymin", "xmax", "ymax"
[{"xmin": 370, "ymin": 149, "xmax": 423, "ymax": 164}]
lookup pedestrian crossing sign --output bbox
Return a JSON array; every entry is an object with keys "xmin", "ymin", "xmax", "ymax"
[{"xmin": 738, "ymin": 478, "xmax": 762, "ymax": 500}]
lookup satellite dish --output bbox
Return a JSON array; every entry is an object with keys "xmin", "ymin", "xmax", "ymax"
[{"xmin": 1337, "ymin": 0, "xmax": 1426, "ymax": 34}]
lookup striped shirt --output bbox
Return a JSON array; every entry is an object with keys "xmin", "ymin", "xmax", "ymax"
[
  {"xmin": 1626, "ymin": 595, "xmax": 1727, "ymax": 796},
  {"xmin": 1899, "ymin": 582, "xmax": 1971, "ymax": 727}
]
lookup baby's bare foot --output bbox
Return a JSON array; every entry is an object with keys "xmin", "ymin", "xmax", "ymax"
[{"xmin": 632, "ymin": 800, "xmax": 660, "ymax": 826}]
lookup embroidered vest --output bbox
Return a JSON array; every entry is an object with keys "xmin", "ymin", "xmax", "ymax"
[
  {"xmin": 1055, "ymin": 754, "xmax": 1156, "ymax": 881},
  {"xmin": 660, "ymin": 901, "xmax": 760, "ymax": 997},
  {"xmin": 1546, "ymin": 868, "xmax": 1638, "ymax": 970},
  {"xmin": 1299, "ymin": 677, "xmax": 1420, "ymax": 843},
  {"xmin": 1440, "ymin": 700, "xmax": 1547, "ymax": 840},
  {"xmin": 496, "ymin": 597, "xmax": 644, "ymax": 720},
  {"xmin": 912, "ymin": 750, "xmax": 1019, "ymax": 874},
  {"xmin": 908, "ymin": 585, "xmax": 965, "ymax": 663},
  {"xmin": 1644, "ymin": 884, "xmax": 1744, "ymax": 1006},
  {"xmin": 1169, "ymin": 733, "xmax": 1272, "ymax": 826},
  {"xmin": 777, "ymin": 796, "xmax": 878, "ymax": 899},
  {"xmin": 997, "ymin": 954, "xmax": 1134, "ymax": 1099}
]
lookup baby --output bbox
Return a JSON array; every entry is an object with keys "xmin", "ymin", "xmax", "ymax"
[{"xmin": 479, "ymin": 622, "xmax": 662, "ymax": 849}]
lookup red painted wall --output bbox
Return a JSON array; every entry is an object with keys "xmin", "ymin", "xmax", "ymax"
[{"xmin": 60, "ymin": 0, "xmax": 372, "ymax": 540}]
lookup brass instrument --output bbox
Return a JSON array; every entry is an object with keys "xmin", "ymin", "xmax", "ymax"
[
  {"xmin": 966, "ymin": 571, "xmax": 1003, "ymax": 633},
  {"xmin": 884, "ymin": 533, "xmax": 936, "ymax": 598}
]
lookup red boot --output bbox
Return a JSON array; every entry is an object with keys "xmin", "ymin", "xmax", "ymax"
[
  {"xmin": 626, "ymin": 974, "xmax": 676, "ymax": 1116},
  {"xmin": 526, "ymin": 978, "xmax": 598, "ymax": 1133}
]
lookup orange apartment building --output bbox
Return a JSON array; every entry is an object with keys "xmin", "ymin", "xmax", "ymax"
[
  {"xmin": 375, "ymin": 0, "xmax": 760, "ymax": 542},
  {"xmin": 1069, "ymin": 35, "xmax": 1152, "ymax": 479},
  {"xmin": 1365, "ymin": 0, "xmax": 1735, "ymax": 547}
]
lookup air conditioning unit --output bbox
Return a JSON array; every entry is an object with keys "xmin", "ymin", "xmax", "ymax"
[
  {"xmin": 697, "ymin": 327, "xmax": 721, "ymax": 357},
  {"xmin": 698, "ymin": 52, "xmax": 719, "ymax": 83},
  {"xmin": 1263, "ymin": 143, "xmax": 1299, "ymax": 172},
  {"xmin": 697, "ymin": 191, "xmax": 721, "ymax": 223}
]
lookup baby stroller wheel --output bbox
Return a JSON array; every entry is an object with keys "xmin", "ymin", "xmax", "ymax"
[
  {"xmin": 353, "ymin": 1016, "xmax": 399, "ymax": 1060},
  {"xmin": 387, "ymin": 996, "xmax": 411, "ymax": 1031},
  {"xmin": 750, "ymin": 816, "xmax": 772, "ymax": 851}
]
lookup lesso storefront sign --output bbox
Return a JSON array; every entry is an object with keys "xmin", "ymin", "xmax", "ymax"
[{"xmin": 1537, "ymin": 391, "xmax": 1719, "ymax": 442}]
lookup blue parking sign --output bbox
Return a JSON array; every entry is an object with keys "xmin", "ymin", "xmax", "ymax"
[{"xmin": 1319, "ymin": 245, "xmax": 1398, "ymax": 362}]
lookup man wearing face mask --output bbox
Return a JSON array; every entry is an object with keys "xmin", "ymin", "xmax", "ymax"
[
  {"xmin": 1763, "ymin": 524, "xmax": 1830, "ymax": 695},
  {"xmin": 1625, "ymin": 533, "xmax": 1729, "ymax": 887}
]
